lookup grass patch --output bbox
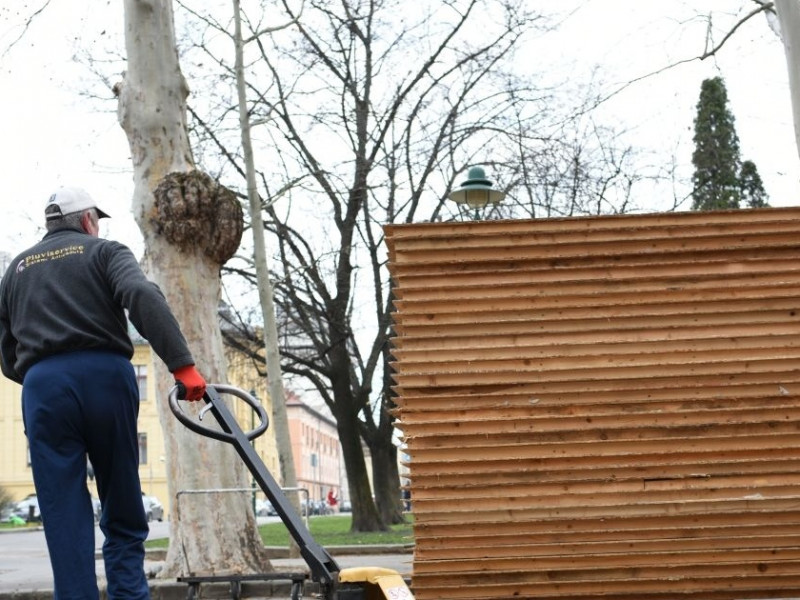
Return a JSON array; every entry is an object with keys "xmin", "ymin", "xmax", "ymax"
[
  {"xmin": 145, "ymin": 514, "xmax": 413, "ymax": 550},
  {"xmin": 0, "ymin": 522, "xmax": 37, "ymax": 531},
  {"xmin": 260, "ymin": 515, "xmax": 413, "ymax": 546},
  {"xmin": 146, "ymin": 536, "xmax": 169, "ymax": 549}
]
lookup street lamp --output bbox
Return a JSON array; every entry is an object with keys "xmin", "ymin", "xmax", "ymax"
[{"xmin": 448, "ymin": 166, "xmax": 506, "ymax": 212}]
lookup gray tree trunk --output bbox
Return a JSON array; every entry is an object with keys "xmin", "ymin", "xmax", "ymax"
[
  {"xmin": 232, "ymin": 0, "xmax": 301, "ymax": 551},
  {"xmin": 774, "ymin": 1, "xmax": 800, "ymax": 161},
  {"xmin": 117, "ymin": 0, "xmax": 271, "ymax": 576}
]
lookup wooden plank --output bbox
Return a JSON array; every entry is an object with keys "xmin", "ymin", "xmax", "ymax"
[
  {"xmin": 391, "ymin": 253, "xmax": 800, "ymax": 289},
  {"xmin": 412, "ymin": 509, "xmax": 800, "ymax": 539},
  {"xmin": 409, "ymin": 495, "xmax": 800, "ymax": 522},
  {"xmin": 400, "ymin": 389, "xmax": 799, "ymax": 411},
  {"xmin": 414, "ymin": 527, "xmax": 800, "ymax": 556},
  {"xmin": 392, "ymin": 334, "xmax": 800, "ymax": 367},
  {"xmin": 408, "ymin": 449, "xmax": 800, "ymax": 483},
  {"xmin": 392, "ymin": 301, "xmax": 800, "ymax": 337},
  {"xmin": 392, "ymin": 321, "xmax": 800, "ymax": 353},
  {"xmin": 391, "ymin": 248, "xmax": 800, "ymax": 280},
  {"xmin": 408, "ymin": 472, "xmax": 800, "ymax": 500},
  {"xmin": 411, "ymin": 574, "xmax": 800, "ymax": 600},
  {"xmin": 397, "ymin": 397, "xmax": 800, "ymax": 423},
  {"xmin": 394, "ymin": 268, "xmax": 800, "ymax": 302},
  {"xmin": 412, "ymin": 546, "xmax": 800, "ymax": 573},
  {"xmin": 389, "ymin": 231, "xmax": 800, "ymax": 266},
  {"xmin": 409, "ymin": 455, "xmax": 800, "ymax": 486},
  {"xmin": 400, "ymin": 407, "xmax": 800, "ymax": 438},
  {"xmin": 392, "ymin": 359, "xmax": 800, "ymax": 389},
  {"xmin": 392, "ymin": 284, "xmax": 800, "ymax": 317},
  {"xmin": 409, "ymin": 487, "xmax": 800, "ymax": 515},
  {"xmin": 406, "ymin": 431, "xmax": 800, "ymax": 460},
  {"xmin": 385, "ymin": 214, "xmax": 800, "ymax": 238},
  {"xmin": 384, "ymin": 206, "xmax": 800, "ymax": 240},
  {"xmin": 393, "ymin": 370, "xmax": 800, "ymax": 407}
]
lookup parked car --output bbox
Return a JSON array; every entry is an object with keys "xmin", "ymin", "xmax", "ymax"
[
  {"xmin": 12, "ymin": 494, "xmax": 40, "ymax": 522},
  {"xmin": 255, "ymin": 498, "xmax": 277, "ymax": 517},
  {"xmin": 339, "ymin": 500, "xmax": 352, "ymax": 513},
  {"xmin": 141, "ymin": 494, "xmax": 164, "ymax": 522},
  {"xmin": 0, "ymin": 504, "xmax": 14, "ymax": 523},
  {"xmin": 91, "ymin": 497, "xmax": 101, "ymax": 522}
]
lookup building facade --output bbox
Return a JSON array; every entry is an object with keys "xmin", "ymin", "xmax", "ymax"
[{"xmin": 285, "ymin": 391, "xmax": 344, "ymax": 506}]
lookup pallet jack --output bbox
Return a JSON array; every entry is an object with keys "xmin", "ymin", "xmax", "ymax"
[{"xmin": 168, "ymin": 383, "xmax": 415, "ymax": 600}]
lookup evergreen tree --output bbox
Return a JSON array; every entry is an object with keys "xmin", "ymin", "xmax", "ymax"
[
  {"xmin": 691, "ymin": 76, "xmax": 742, "ymax": 210},
  {"xmin": 739, "ymin": 159, "xmax": 770, "ymax": 208}
]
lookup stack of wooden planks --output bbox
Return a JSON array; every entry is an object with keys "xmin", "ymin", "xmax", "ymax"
[{"xmin": 386, "ymin": 209, "xmax": 800, "ymax": 599}]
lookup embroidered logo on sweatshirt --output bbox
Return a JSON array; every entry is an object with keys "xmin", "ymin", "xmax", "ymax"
[{"xmin": 18, "ymin": 245, "xmax": 85, "ymax": 271}]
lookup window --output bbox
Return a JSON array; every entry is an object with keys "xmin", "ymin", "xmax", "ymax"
[
  {"xmin": 138, "ymin": 432, "xmax": 148, "ymax": 465},
  {"xmin": 134, "ymin": 364, "xmax": 148, "ymax": 400}
]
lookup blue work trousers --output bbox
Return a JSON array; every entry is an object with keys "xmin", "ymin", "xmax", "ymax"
[{"xmin": 22, "ymin": 350, "xmax": 150, "ymax": 600}]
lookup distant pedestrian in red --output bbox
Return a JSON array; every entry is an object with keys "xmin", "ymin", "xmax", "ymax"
[{"xmin": 327, "ymin": 489, "xmax": 338, "ymax": 512}]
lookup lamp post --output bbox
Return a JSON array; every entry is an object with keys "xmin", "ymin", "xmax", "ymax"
[{"xmin": 448, "ymin": 166, "xmax": 506, "ymax": 218}]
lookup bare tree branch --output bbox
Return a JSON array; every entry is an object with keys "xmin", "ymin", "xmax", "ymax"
[
  {"xmin": 245, "ymin": 0, "xmax": 305, "ymax": 42},
  {"xmin": 1, "ymin": 0, "xmax": 53, "ymax": 58},
  {"xmin": 587, "ymin": 3, "xmax": 775, "ymax": 113}
]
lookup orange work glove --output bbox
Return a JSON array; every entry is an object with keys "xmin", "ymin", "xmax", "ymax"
[{"xmin": 172, "ymin": 365, "xmax": 206, "ymax": 401}]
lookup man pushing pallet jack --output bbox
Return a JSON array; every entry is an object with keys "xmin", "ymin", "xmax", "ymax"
[{"xmin": 169, "ymin": 383, "xmax": 415, "ymax": 600}]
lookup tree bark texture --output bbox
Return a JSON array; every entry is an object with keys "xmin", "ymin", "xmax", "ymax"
[
  {"xmin": 370, "ymin": 434, "xmax": 404, "ymax": 526},
  {"xmin": 332, "ymin": 391, "xmax": 386, "ymax": 532},
  {"xmin": 117, "ymin": 0, "xmax": 270, "ymax": 577}
]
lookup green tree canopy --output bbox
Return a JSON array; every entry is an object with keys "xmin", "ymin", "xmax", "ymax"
[
  {"xmin": 691, "ymin": 76, "xmax": 742, "ymax": 210},
  {"xmin": 739, "ymin": 159, "xmax": 770, "ymax": 208}
]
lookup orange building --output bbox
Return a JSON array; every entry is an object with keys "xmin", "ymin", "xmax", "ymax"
[{"xmin": 285, "ymin": 391, "xmax": 344, "ymax": 507}]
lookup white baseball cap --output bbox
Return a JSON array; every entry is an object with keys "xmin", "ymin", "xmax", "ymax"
[{"xmin": 45, "ymin": 187, "xmax": 111, "ymax": 221}]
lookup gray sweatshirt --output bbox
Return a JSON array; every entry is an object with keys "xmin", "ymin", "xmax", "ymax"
[{"xmin": 0, "ymin": 227, "xmax": 194, "ymax": 383}]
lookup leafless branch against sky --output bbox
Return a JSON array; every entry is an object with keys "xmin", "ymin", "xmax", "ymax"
[
  {"xmin": 585, "ymin": 2, "xmax": 775, "ymax": 115},
  {"xmin": 0, "ymin": 1, "xmax": 53, "ymax": 59}
]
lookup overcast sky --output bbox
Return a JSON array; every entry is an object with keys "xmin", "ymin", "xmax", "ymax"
[
  {"xmin": 550, "ymin": 1, "xmax": 798, "ymax": 207},
  {"xmin": 0, "ymin": 1, "xmax": 796, "ymax": 258}
]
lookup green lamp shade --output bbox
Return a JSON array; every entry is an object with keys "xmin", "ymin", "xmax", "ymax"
[{"xmin": 448, "ymin": 166, "xmax": 506, "ymax": 208}]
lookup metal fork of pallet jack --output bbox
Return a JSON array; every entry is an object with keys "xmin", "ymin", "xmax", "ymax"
[{"xmin": 169, "ymin": 384, "xmax": 341, "ymax": 597}]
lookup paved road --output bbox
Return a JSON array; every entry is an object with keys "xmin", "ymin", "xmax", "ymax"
[
  {"xmin": 0, "ymin": 519, "xmax": 413, "ymax": 597},
  {"xmin": 0, "ymin": 525, "xmax": 52, "ymax": 592},
  {"xmin": 0, "ymin": 520, "xmax": 171, "ymax": 594}
]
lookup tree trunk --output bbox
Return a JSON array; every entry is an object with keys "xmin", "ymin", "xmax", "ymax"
[
  {"xmin": 370, "ymin": 435, "xmax": 405, "ymax": 526},
  {"xmin": 232, "ymin": 0, "xmax": 300, "ymax": 557},
  {"xmin": 232, "ymin": 0, "xmax": 298, "ymax": 501},
  {"xmin": 338, "ymin": 422, "xmax": 385, "ymax": 532},
  {"xmin": 369, "ymin": 312, "xmax": 405, "ymax": 526},
  {"xmin": 330, "ymin": 348, "xmax": 385, "ymax": 532},
  {"xmin": 775, "ymin": 0, "xmax": 800, "ymax": 161},
  {"xmin": 117, "ymin": 0, "xmax": 270, "ymax": 576}
]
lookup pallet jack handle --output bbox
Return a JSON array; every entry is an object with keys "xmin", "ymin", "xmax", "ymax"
[{"xmin": 168, "ymin": 384, "xmax": 342, "ymax": 592}]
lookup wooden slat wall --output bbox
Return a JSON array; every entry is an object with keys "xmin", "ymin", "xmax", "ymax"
[{"xmin": 385, "ymin": 208, "xmax": 800, "ymax": 600}]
